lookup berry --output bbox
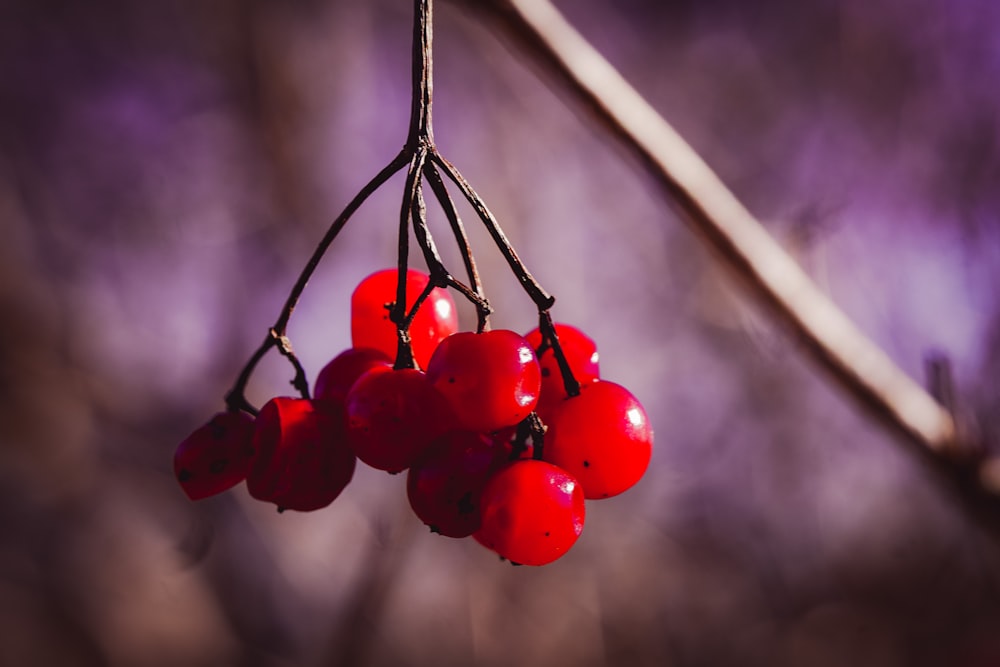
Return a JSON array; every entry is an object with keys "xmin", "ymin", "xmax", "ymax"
[
  {"xmin": 524, "ymin": 323, "xmax": 600, "ymax": 422},
  {"xmin": 426, "ymin": 330, "xmax": 541, "ymax": 433},
  {"xmin": 314, "ymin": 347, "xmax": 393, "ymax": 411},
  {"xmin": 544, "ymin": 381, "xmax": 652, "ymax": 499},
  {"xmin": 351, "ymin": 268, "xmax": 458, "ymax": 369},
  {"xmin": 345, "ymin": 367, "xmax": 455, "ymax": 473},
  {"xmin": 174, "ymin": 411, "xmax": 256, "ymax": 501},
  {"xmin": 246, "ymin": 397, "xmax": 356, "ymax": 512},
  {"xmin": 407, "ymin": 431, "xmax": 507, "ymax": 537},
  {"xmin": 475, "ymin": 459, "xmax": 585, "ymax": 566}
]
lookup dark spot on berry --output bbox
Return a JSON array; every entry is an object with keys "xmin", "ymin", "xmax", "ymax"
[
  {"xmin": 178, "ymin": 469, "xmax": 193, "ymax": 482},
  {"xmin": 541, "ymin": 368, "xmax": 551, "ymax": 377},
  {"xmin": 509, "ymin": 560, "xmax": 523, "ymax": 567},
  {"xmin": 277, "ymin": 506, "xmax": 286, "ymax": 513},
  {"xmin": 545, "ymin": 531, "xmax": 550, "ymax": 537},
  {"xmin": 210, "ymin": 422, "xmax": 227, "ymax": 440},
  {"xmin": 601, "ymin": 493, "xmax": 609, "ymax": 498},
  {"xmin": 448, "ymin": 377, "xmax": 456, "ymax": 384},
  {"xmin": 582, "ymin": 460, "xmax": 590, "ymax": 468},
  {"xmin": 457, "ymin": 492, "xmax": 475, "ymax": 515},
  {"xmin": 209, "ymin": 459, "xmax": 228, "ymax": 474},
  {"xmin": 429, "ymin": 524, "xmax": 441, "ymax": 534}
]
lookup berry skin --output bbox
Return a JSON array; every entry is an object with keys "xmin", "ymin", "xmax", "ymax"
[
  {"xmin": 246, "ymin": 397, "xmax": 356, "ymax": 512},
  {"xmin": 351, "ymin": 268, "xmax": 458, "ymax": 369},
  {"xmin": 345, "ymin": 367, "xmax": 455, "ymax": 473},
  {"xmin": 543, "ymin": 381, "xmax": 652, "ymax": 500},
  {"xmin": 426, "ymin": 330, "xmax": 541, "ymax": 433},
  {"xmin": 174, "ymin": 411, "xmax": 256, "ymax": 501},
  {"xmin": 524, "ymin": 323, "xmax": 600, "ymax": 422},
  {"xmin": 313, "ymin": 347, "xmax": 393, "ymax": 411},
  {"xmin": 407, "ymin": 431, "xmax": 507, "ymax": 537},
  {"xmin": 475, "ymin": 459, "xmax": 585, "ymax": 566}
]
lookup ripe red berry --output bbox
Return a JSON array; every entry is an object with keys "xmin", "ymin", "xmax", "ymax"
[
  {"xmin": 544, "ymin": 381, "xmax": 652, "ymax": 499},
  {"xmin": 345, "ymin": 367, "xmax": 455, "ymax": 473},
  {"xmin": 351, "ymin": 268, "xmax": 458, "ymax": 369},
  {"xmin": 426, "ymin": 330, "xmax": 541, "ymax": 433},
  {"xmin": 174, "ymin": 411, "xmax": 256, "ymax": 501},
  {"xmin": 524, "ymin": 323, "xmax": 600, "ymax": 422},
  {"xmin": 406, "ymin": 431, "xmax": 507, "ymax": 537},
  {"xmin": 475, "ymin": 459, "xmax": 585, "ymax": 566},
  {"xmin": 246, "ymin": 397, "xmax": 356, "ymax": 512},
  {"xmin": 313, "ymin": 347, "xmax": 393, "ymax": 411}
]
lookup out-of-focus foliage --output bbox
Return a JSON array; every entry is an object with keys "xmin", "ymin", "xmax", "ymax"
[{"xmin": 1, "ymin": 0, "xmax": 998, "ymax": 665}]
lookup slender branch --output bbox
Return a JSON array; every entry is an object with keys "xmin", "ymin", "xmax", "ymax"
[{"xmin": 457, "ymin": 0, "xmax": 970, "ymax": 448}]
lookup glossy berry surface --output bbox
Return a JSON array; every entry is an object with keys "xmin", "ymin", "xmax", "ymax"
[
  {"xmin": 407, "ymin": 431, "xmax": 507, "ymax": 537},
  {"xmin": 345, "ymin": 367, "xmax": 455, "ymax": 473},
  {"xmin": 351, "ymin": 268, "xmax": 458, "ymax": 369},
  {"xmin": 475, "ymin": 459, "xmax": 585, "ymax": 566},
  {"xmin": 247, "ymin": 397, "xmax": 356, "ymax": 512},
  {"xmin": 313, "ymin": 347, "xmax": 393, "ymax": 410},
  {"xmin": 524, "ymin": 323, "xmax": 600, "ymax": 422},
  {"xmin": 426, "ymin": 330, "xmax": 541, "ymax": 433},
  {"xmin": 544, "ymin": 381, "xmax": 652, "ymax": 500},
  {"xmin": 174, "ymin": 411, "xmax": 256, "ymax": 500}
]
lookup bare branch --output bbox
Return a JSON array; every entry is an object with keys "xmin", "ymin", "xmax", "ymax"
[{"xmin": 454, "ymin": 0, "xmax": 1000, "ymax": 494}]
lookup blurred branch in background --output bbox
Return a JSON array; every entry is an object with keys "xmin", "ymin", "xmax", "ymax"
[{"xmin": 457, "ymin": 0, "xmax": 1000, "ymax": 524}]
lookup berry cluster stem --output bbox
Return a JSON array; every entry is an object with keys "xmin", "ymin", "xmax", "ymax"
[{"xmin": 224, "ymin": 0, "xmax": 572, "ymax": 410}]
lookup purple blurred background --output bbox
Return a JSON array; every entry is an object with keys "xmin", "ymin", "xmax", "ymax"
[{"xmin": 1, "ymin": 0, "xmax": 999, "ymax": 665}]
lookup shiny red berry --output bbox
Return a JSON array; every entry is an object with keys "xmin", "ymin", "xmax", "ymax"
[
  {"xmin": 313, "ymin": 347, "xmax": 393, "ymax": 411},
  {"xmin": 544, "ymin": 381, "xmax": 652, "ymax": 499},
  {"xmin": 426, "ymin": 330, "xmax": 541, "ymax": 433},
  {"xmin": 246, "ymin": 397, "xmax": 356, "ymax": 512},
  {"xmin": 524, "ymin": 323, "xmax": 600, "ymax": 422},
  {"xmin": 174, "ymin": 411, "xmax": 256, "ymax": 501},
  {"xmin": 351, "ymin": 268, "xmax": 458, "ymax": 369},
  {"xmin": 475, "ymin": 460, "xmax": 585, "ymax": 566},
  {"xmin": 345, "ymin": 367, "xmax": 455, "ymax": 473},
  {"xmin": 407, "ymin": 431, "xmax": 507, "ymax": 537}
]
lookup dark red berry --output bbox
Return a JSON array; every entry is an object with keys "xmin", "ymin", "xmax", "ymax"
[
  {"xmin": 313, "ymin": 347, "xmax": 393, "ymax": 411},
  {"xmin": 174, "ymin": 411, "xmax": 256, "ymax": 501},
  {"xmin": 246, "ymin": 397, "xmax": 356, "ymax": 512},
  {"xmin": 407, "ymin": 431, "xmax": 508, "ymax": 537},
  {"xmin": 345, "ymin": 367, "xmax": 455, "ymax": 473}
]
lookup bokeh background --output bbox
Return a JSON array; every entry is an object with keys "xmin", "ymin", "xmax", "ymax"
[{"xmin": 2, "ymin": 0, "xmax": 1000, "ymax": 665}]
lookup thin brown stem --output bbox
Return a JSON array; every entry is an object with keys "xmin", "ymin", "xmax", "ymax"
[{"xmin": 408, "ymin": 0, "xmax": 434, "ymax": 147}]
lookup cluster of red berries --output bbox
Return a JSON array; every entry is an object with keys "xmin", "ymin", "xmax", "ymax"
[{"xmin": 175, "ymin": 268, "xmax": 653, "ymax": 566}]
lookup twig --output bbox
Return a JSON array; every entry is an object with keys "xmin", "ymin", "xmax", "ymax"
[{"xmin": 453, "ymin": 0, "xmax": 999, "ymax": 492}]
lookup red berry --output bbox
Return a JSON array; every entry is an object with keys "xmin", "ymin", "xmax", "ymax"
[
  {"xmin": 407, "ymin": 431, "xmax": 507, "ymax": 537},
  {"xmin": 313, "ymin": 347, "xmax": 393, "ymax": 411},
  {"xmin": 174, "ymin": 411, "xmax": 256, "ymax": 501},
  {"xmin": 351, "ymin": 268, "xmax": 458, "ymax": 369},
  {"xmin": 544, "ymin": 381, "xmax": 652, "ymax": 499},
  {"xmin": 524, "ymin": 323, "xmax": 600, "ymax": 422},
  {"xmin": 474, "ymin": 460, "xmax": 585, "ymax": 566},
  {"xmin": 246, "ymin": 397, "xmax": 356, "ymax": 512},
  {"xmin": 426, "ymin": 330, "xmax": 541, "ymax": 433},
  {"xmin": 345, "ymin": 367, "xmax": 455, "ymax": 473}
]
